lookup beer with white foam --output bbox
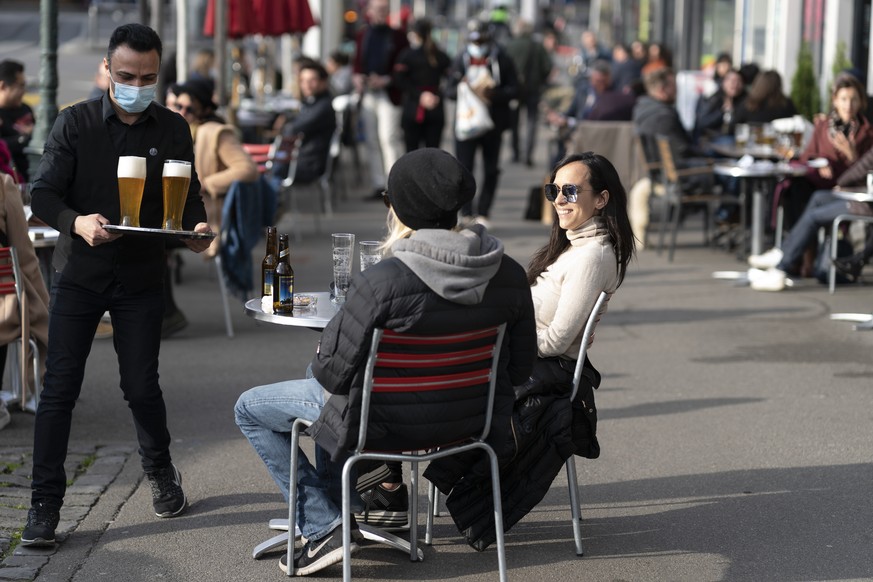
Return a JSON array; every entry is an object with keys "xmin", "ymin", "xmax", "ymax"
[
  {"xmin": 162, "ymin": 160, "xmax": 191, "ymax": 230},
  {"xmin": 117, "ymin": 156, "xmax": 147, "ymax": 227}
]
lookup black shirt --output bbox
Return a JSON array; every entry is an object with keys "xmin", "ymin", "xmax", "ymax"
[{"xmin": 31, "ymin": 94, "xmax": 205, "ymax": 293}]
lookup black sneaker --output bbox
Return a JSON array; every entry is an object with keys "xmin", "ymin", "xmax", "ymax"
[
  {"xmin": 356, "ymin": 483, "xmax": 408, "ymax": 528},
  {"xmin": 354, "ymin": 463, "xmax": 391, "ymax": 494},
  {"xmin": 161, "ymin": 309, "xmax": 188, "ymax": 339},
  {"xmin": 21, "ymin": 502, "xmax": 60, "ymax": 547},
  {"xmin": 146, "ymin": 463, "xmax": 187, "ymax": 518},
  {"xmin": 279, "ymin": 523, "xmax": 360, "ymax": 576}
]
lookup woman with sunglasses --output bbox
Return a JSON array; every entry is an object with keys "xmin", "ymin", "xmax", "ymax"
[
  {"xmin": 419, "ymin": 152, "xmax": 636, "ymax": 550},
  {"xmin": 525, "ymin": 151, "xmax": 635, "ymax": 401},
  {"xmin": 173, "ymin": 79, "xmax": 258, "ymax": 257}
]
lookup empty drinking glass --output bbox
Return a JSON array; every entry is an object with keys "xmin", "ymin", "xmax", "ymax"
[{"xmin": 359, "ymin": 241, "xmax": 382, "ymax": 271}]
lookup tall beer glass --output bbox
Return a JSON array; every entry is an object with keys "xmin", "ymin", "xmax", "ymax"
[
  {"xmin": 117, "ymin": 156, "xmax": 146, "ymax": 227},
  {"xmin": 162, "ymin": 160, "xmax": 191, "ymax": 230}
]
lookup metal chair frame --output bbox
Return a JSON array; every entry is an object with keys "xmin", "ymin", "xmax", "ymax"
[
  {"xmin": 0, "ymin": 246, "xmax": 40, "ymax": 411},
  {"xmin": 286, "ymin": 324, "xmax": 509, "ymax": 581},
  {"xmin": 565, "ymin": 291, "xmax": 610, "ymax": 556},
  {"xmin": 655, "ymin": 135, "xmax": 742, "ymax": 261},
  {"xmin": 828, "ymin": 213, "xmax": 873, "ymax": 293}
]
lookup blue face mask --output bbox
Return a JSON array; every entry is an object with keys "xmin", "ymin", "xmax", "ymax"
[{"xmin": 111, "ymin": 75, "xmax": 157, "ymax": 113}]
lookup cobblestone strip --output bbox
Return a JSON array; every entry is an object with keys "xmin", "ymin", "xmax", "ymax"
[{"xmin": 0, "ymin": 445, "xmax": 134, "ymax": 581}]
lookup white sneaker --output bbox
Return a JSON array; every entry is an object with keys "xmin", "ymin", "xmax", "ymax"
[
  {"xmin": 750, "ymin": 268, "xmax": 788, "ymax": 291},
  {"xmin": 748, "ymin": 248, "xmax": 784, "ymax": 270},
  {"xmin": 473, "ymin": 215, "xmax": 492, "ymax": 230}
]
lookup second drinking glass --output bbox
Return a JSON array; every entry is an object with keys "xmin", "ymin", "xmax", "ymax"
[
  {"xmin": 359, "ymin": 241, "xmax": 382, "ymax": 271},
  {"xmin": 162, "ymin": 160, "xmax": 192, "ymax": 231}
]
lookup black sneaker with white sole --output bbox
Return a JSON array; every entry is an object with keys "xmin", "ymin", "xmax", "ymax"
[
  {"xmin": 356, "ymin": 483, "xmax": 409, "ymax": 528},
  {"xmin": 146, "ymin": 463, "xmax": 187, "ymax": 518},
  {"xmin": 280, "ymin": 523, "xmax": 360, "ymax": 576},
  {"xmin": 21, "ymin": 502, "xmax": 61, "ymax": 547}
]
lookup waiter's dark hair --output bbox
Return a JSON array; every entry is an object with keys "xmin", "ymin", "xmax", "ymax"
[{"xmin": 107, "ymin": 24, "xmax": 163, "ymax": 67}]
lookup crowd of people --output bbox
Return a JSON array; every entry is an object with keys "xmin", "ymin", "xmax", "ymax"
[{"xmin": 3, "ymin": 1, "xmax": 873, "ymax": 578}]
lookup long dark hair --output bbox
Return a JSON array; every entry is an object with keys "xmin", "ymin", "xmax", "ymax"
[
  {"xmin": 527, "ymin": 152, "xmax": 635, "ymax": 286},
  {"xmin": 413, "ymin": 19, "xmax": 439, "ymax": 68},
  {"xmin": 745, "ymin": 69, "xmax": 788, "ymax": 112}
]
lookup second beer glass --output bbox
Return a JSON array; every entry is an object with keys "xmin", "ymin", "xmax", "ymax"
[
  {"xmin": 117, "ymin": 156, "xmax": 146, "ymax": 227},
  {"xmin": 162, "ymin": 160, "xmax": 191, "ymax": 230}
]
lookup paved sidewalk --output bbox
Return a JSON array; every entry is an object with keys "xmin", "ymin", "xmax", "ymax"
[{"xmin": 0, "ymin": 445, "xmax": 134, "ymax": 581}]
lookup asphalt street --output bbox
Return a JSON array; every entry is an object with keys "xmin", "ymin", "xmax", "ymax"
[{"xmin": 2, "ymin": 6, "xmax": 873, "ymax": 581}]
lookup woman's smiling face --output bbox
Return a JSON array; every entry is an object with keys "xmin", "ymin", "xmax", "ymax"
[{"xmin": 552, "ymin": 161, "xmax": 608, "ymax": 231}]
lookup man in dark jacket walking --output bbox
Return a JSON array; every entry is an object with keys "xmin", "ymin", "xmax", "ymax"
[
  {"xmin": 504, "ymin": 19, "xmax": 552, "ymax": 167},
  {"xmin": 235, "ymin": 148, "xmax": 535, "ymax": 576},
  {"xmin": 448, "ymin": 20, "xmax": 519, "ymax": 228}
]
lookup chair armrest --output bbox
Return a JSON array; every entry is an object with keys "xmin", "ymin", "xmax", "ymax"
[{"xmin": 674, "ymin": 165, "xmax": 714, "ymax": 178}]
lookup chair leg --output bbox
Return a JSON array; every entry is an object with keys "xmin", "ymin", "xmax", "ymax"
[
  {"xmin": 341, "ymin": 458, "xmax": 356, "ymax": 582},
  {"xmin": 829, "ymin": 219, "xmax": 839, "ymax": 294},
  {"xmin": 27, "ymin": 338, "xmax": 39, "ymax": 412},
  {"xmin": 213, "ymin": 256, "xmax": 235, "ymax": 338},
  {"xmin": 657, "ymin": 197, "xmax": 672, "ymax": 256},
  {"xmin": 409, "ymin": 461, "xmax": 419, "ymax": 561},
  {"xmin": 565, "ymin": 455, "xmax": 585, "ymax": 556},
  {"xmin": 287, "ymin": 420, "xmax": 303, "ymax": 578},
  {"xmin": 425, "ymin": 481, "xmax": 436, "ymax": 545},
  {"xmin": 668, "ymin": 200, "xmax": 682, "ymax": 262},
  {"xmin": 483, "ymin": 443, "xmax": 508, "ymax": 582}
]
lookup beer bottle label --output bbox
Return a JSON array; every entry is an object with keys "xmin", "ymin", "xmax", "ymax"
[
  {"xmin": 279, "ymin": 248, "xmax": 290, "ymax": 259},
  {"xmin": 278, "ymin": 275, "xmax": 294, "ymax": 304},
  {"xmin": 274, "ymin": 273, "xmax": 294, "ymax": 313},
  {"xmin": 263, "ymin": 270, "xmax": 274, "ymax": 296}
]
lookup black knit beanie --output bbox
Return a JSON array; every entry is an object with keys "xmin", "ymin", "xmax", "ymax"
[{"xmin": 386, "ymin": 148, "xmax": 476, "ymax": 230}]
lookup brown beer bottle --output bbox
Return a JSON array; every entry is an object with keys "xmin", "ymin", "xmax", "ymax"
[
  {"xmin": 273, "ymin": 234, "xmax": 294, "ymax": 314},
  {"xmin": 262, "ymin": 226, "xmax": 278, "ymax": 300}
]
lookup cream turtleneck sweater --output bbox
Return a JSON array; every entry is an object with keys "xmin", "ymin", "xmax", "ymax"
[{"xmin": 530, "ymin": 216, "xmax": 618, "ymax": 359}]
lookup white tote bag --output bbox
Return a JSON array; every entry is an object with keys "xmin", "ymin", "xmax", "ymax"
[{"xmin": 455, "ymin": 81, "xmax": 494, "ymax": 142}]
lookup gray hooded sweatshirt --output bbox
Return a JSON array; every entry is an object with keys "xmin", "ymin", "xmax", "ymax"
[{"xmin": 391, "ymin": 224, "xmax": 504, "ymax": 305}]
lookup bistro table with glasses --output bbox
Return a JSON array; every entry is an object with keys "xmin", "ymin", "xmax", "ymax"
[{"xmin": 712, "ymin": 159, "xmax": 808, "ymax": 257}]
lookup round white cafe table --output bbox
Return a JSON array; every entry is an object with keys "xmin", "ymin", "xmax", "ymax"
[
  {"xmin": 244, "ymin": 292, "xmax": 338, "ymax": 330},
  {"xmin": 712, "ymin": 161, "xmax": 807, "ymax": 256}
]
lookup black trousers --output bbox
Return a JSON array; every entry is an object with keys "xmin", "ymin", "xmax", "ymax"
[
  {"xmin": 31, "ymin": 273, "xmax": 169, "ymax": 506},
  {"xmin": 455, "ymin": 128, "xmax": 503, "ymax": 218},
  {"xmin": 509, "ymin": 94, "xmax": 541, "ymax": 164},
  {"xmin": 402, "ymin": 117, "xmax": 445, "ymax": 153}
]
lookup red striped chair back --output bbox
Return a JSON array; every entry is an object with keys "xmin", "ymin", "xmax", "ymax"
[{"xmin": 355, "ymin": 324, "xmax": 506, "ymax": 454}]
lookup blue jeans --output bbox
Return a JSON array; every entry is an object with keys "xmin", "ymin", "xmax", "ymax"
[
  {"xmin": 234, "ymin": 370, "xmax": 357, "ymax": 541},
  {"xmin": 777, "ymin": 189, "xmax": 852, "ymax": 272}
]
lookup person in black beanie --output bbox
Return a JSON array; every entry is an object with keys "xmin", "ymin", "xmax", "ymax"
[{"xmin": 234, "ymin": 147, "xmax": 536, "ymax": 576}]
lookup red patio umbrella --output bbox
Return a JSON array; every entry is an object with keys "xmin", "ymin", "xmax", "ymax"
[{"xmin": 204, "ymin": 0, "xmax": 315, "ymax": 38}]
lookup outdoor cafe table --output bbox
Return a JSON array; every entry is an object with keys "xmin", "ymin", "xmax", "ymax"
[
  {"xmin": 243, "ymin": 292, "xmax": 425, "ymax": 561},
  {"xmin": 244, "ymin": 292, "xmax": 337, "ymax": 330},
  {"xmin": 712, "ymin": 161, "xmax": 808, "ymax": 256}
]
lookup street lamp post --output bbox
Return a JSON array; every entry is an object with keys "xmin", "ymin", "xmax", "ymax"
[{"xmin": 31, "ymin": 0, "xmax": 59, "ymax": 162}]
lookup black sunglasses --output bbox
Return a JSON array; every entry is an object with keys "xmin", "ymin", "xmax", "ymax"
[
  {"xmin": 382, "ymin": 190, "xmax": 391, "ymax": 209},
  {"xmin": 543, "ymin": 183, "xmax": 598, "ymax": 202}
]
